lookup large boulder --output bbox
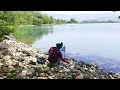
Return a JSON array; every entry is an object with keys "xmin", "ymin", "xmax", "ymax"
[{"xmin": 29, "ymin": 57, "xmax": 37, "ymax": 65}]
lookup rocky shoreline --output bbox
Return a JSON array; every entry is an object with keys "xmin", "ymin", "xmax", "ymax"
[{"xmin": 0, "ymin": 35, "xmax": 120, "ymax": 79}]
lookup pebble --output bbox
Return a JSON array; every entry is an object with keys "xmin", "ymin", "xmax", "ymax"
[
  {"xmin": 76, "ymin": 74, "xmax": 84, "ymax": 79},
  {"xmin": 48, "ymin": 76, "xmax": 53, "ymax": 79}
]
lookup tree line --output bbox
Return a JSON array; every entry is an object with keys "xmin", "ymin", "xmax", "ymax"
[
  {"xmin": 0, "ymin": 11, "xmax": 78, "ymax": 41},
  {"xmin": 80, "ymin": 20, "xmax": 120, "ymax": 23}
]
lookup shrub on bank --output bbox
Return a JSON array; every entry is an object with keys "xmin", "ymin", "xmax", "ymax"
[{"xmin": 0, "ymin": 20, "xmax": 16, "ymax": 41}]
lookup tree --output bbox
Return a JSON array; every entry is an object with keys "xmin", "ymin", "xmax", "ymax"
[
  {"xmin": 49, "ymin": 16, "xmax": 56, "ymax": 24},
  {"xmin": 33, "ymin": 18, "xmax": 43, "ymax": 25},
  {"xmin": 0, "ymin": 11, "xmax": 17, "ymax": 41},
  {"xmin": 67, "ymin": 18, "xmax": 78, "ymax": 23},
  {"xmin": 118, "ymin": 16, "xmax": 120, "ymax": 19},
  {"xmin": 42, "ymin": 14, "xmax": 51, "ymax": 24},
  {"xmin": 33, "ymin": 11, "xmax": 42, "ymax": 19}
]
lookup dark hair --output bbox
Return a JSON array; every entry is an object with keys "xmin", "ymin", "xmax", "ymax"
[{"xmin": 56, "ymin": 42, "xmax": 63, "ymax": 49}]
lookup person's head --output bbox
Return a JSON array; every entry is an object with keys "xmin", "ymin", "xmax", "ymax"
[{"xmin": 56, "ymin": 42, "xmax": 63, "ymax": 49}]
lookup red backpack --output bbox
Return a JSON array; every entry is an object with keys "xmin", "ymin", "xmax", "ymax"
[{"xmin": 48, "ymin": 47, "xmax": 59, "ymax": 63}]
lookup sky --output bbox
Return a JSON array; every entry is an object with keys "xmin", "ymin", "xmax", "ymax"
[
  {"xmin": 41, "ymin": 11, "xmax": 120, "ymax": 21},
  {"xmin": 41, "ymin": 11, "xmax": 120, "ymax": 15}
]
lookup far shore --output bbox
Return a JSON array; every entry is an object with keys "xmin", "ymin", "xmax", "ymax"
[{"xmin": 18, "ymin": 22, "xmax": 120, "ymax": 27}]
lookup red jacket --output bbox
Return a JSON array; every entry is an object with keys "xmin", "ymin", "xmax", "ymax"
[{"xmin": 48, "ymin": 47, "xmax": 63, "ymax": 63}]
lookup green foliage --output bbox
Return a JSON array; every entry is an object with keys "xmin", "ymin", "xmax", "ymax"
[
  {"xmin": 56, "ymin": 19, "xmax": 66, "ymax": 24},
  {"xmin": 42, "ymin": 14, "xmax": 51, "ymax": 24},
  {"xmin": 67, "ymin": 18, "xmax": 78, "ymax": 23},
  {"xmin": 7, "ymin": 70, "xmax": 18, "ymax": 79},
  {"xmin": 33, "ymin": 18, "xmax": 43, "ymax": 25},
  {"xmin": 49, "ymin": 16, "xmax": 56, "ymax": 24},
  {"xmin": 33, "ymin": 11, "xmax": 42, "ymax": 18},
  {"xmin": 0, "ymin": 12, "xmax": 17, "ymax": 41},
  {"xmin": 13, "ymin": 11, "xmax": 33, "ymax": 25}
]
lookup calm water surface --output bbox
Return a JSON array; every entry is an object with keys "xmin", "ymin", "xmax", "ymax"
[{"xmin": 13, "ymin": 23, "xmax": 120, "ymax": 74}]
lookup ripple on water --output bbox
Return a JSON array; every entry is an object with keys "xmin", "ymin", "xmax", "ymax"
[{"xmin": 65, "ymin": 53, "xmax": 120, "ymax": 75}]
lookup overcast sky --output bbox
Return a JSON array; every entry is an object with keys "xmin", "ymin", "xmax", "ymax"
[
  {"xmin": 41, "ymin": 11, "xmax": 120, "ymax": 21},
  {"xmin": 41, "ymin": 11, "xmax": 120, "ymax": 15}
]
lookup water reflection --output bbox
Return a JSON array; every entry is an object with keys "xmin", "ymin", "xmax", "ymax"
[{"xmin": 13, "ymin": 26, "xmax": 53, "ymax": 44}]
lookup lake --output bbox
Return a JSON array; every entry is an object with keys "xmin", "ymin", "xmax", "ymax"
[{"xmin": 13, "ymin": 23, "xmax": 120, "ymax": 74}]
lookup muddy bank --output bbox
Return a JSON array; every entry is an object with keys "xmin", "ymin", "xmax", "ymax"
[{"xmin": 0, "ymin": 35, "xmax": 120, "ymax": 79}]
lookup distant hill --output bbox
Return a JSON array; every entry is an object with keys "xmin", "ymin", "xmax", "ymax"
[
  {"xmin": 80, "ymin": 20, "xmax": 119, "ymax": 23},
  {"xmin": 41, "ymin": 12, "xmax": 120, "ymax": 22}
]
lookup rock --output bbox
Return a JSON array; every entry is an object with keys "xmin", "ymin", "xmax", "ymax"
[
  {"xmin": 0, "ymin": 77, "xmax": 4, "ymax": 79},
  {"xmin": 1, "ymin": 49, "xmax": 9, "ymax": 55},
  {"xmin": 112, "ymin": 73, "xmax": 119, "ymax": 78},
  {"xmin": 76, "ymin": 74, "xmax": 84, "ymax": 79},
  {"xmin": 8, "ymin": 66, "xmax": 15, "ymax": 72},
  {"xmin": 83, "ymin": 74, "xmax": 90, "ymax": 79},
  {"xmin": 26, "ymin": 74, "xmax": 33, "ymax": 78},
  {"xmin": 32, "ymin": 76, "xmax": 37, "ymax": 79},
  {"xmin": 83, "ymin": 65, "xmax": 88, "ymax": 71},
  {"xmin": 12, "ymin": 61, "xmax": 19, "ymax": 67},
  {"xmin": 50, "ymin": 68, "xmax": 54, "ymax": 72},
  {"xmin": 3, "ymin": 55, "xmax": 11, "ymax": 60},
  {"xmin": 22, "ymin": 48, "xmax": 36, "ymax": 57},
  {"xmin": 37, "ymin": 77, "xmax": 43, "ymax": 79},
  {"xmin": 99, "ymin": 75, "xmax": 106, "ymax": 79},
  {"xmin": 42, "ymin": 64, "xmax": 47, "ymax": 68},
  {"xmin": 4, "ymin": 35, "xmax": 15, "ymax": 41},
  {"xmin": 77, "ymin": 67, "xmax": 85, "ymax": 73},
  {"xmin": 4, "ymin": 69, "xmax": 9, "ymax": 73},
  {"xmin": 0, "ymin": 73, "xmax": 4, "ymax": 77},
  {"xmin": 18, "ymin": 73, "xmax": 25, "ymax": 79},
  {"xmin": 94, "ymin": 76, "xmax": 100, "ymax": 79},
  {"xmin": 22, "ymin": 70, "xmax": 27, "ymax": 75},
  {"xmin": 109, "ymin": 75, "xmax": 114, "ymax": 79},
  {"xmin": 37, "ymin": 57, "xmax": 46, "ymax": 64},
  {"xmin": 64, "ymin": 68, "xmax": 70, "ymax": 72},
  {"xmin": 48, "ymin": 76, "xmax": 53, "ymax": 79},
  {"xmin": 25, "ymin": 69, "xmax": 33, "ymax": 76},
  {"xmin": 37, "ymin": 77, "xmax": 48, "ymax": 79},
  {"xmin": 2, "ymin": 76, "xmax": 7, "ymax": 79},
  {"xmin": 42, "ymin": 77, "xmax": 48, "ymax": 79},
  {"xmin": 6, "ymin": 73, "xmax": 11, "ymax": 76},
  {"xmin": 25, "ymin": 76, "xmax": 30, "ymax": 79},
  {"xmin": 89, "ymin": 68, "xmax": 95, "ymax": 72},
  {"xmin": 70, "ymin": 73, "xmax": 76, "ymax": 79},
  {"xmin": 39, "ymin": 73, "xmax": 46, "ymax": 77},
  {"xmin": 1, "ymin": 66, "xmax": 8, "ymax": 71},
  {"xmin": 29, "ymin": 57, "xmax": 37, "ymax": 65},
  {"xmin": 34, "ymin": 67, "xmax": 44, "ymax": 73},
  {"xmin": 5, "ymin": 59, "xmax": 13, "ymax": 66},
  {"xmin": 59, "ymin": 70, "xmax": 63, "ymax": 73},
  {"xmin": 19, "ymin": 62, "xmax": 24, "ymax": 67},
  {"xmin": 0, "ymin": 63, "xmax": 3, "ymax": 66}
]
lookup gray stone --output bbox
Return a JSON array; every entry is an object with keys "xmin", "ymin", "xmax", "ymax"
[
  {"xmin": 76, "ymin": 74, "xmax": 84, "ymax": 79},
  {"xmin": 48, "ymin": 76, "xmax": 53, "ymax": 79},
  {"xmin": 83, "ymin": 74, "xmax": 90, "ymax": 79},
  {"xmin": 32, "ymin": 76, "xmax": 37, "ymax": 79},
  {"xmin": 12, "ymin": 61, "xmax": 19, "ymax": 67}
]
